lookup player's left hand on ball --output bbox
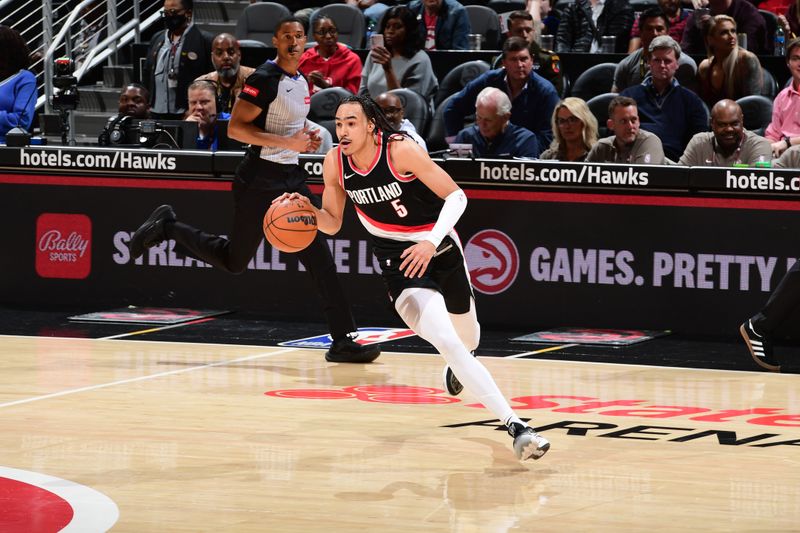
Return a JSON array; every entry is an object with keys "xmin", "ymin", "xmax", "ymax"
[
  {"xmin": 272, "ymin": 192, "xmax": 309, "ymax": 205},
  {"xmin": 399, "ymin": 241, "xmax": 436, "ymax": 278}
]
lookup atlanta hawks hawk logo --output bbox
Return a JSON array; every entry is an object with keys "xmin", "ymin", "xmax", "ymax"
[{"xmin": 464, "ymin": 229, "xmax": 519, "ymax": 295}]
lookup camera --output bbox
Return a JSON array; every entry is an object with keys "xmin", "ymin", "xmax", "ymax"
[
  {"xmin": 52, "ymin": 57, "xmax": 79, "ymax": 111},
  {"xmin": 140, "ymin": 120, "xmax": 157, "ymax": 134}
]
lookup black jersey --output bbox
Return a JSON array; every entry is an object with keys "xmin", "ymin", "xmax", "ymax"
[
  {"xmin": 338, "ymin": 131, "xmax": 444, "ymax": 244},
  {"xmin": 238, "ymin": 60, "xmax": 310, "ymax": 165}
]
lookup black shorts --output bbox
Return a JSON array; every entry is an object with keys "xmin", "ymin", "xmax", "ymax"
[{"xmin": 373, "ymin": 235, "xmax": 474, "ymax": 314}]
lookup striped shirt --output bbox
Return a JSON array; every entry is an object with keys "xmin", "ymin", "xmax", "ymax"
[{"xmin": 238, "ymin": 60, "xmax": 310, "ymax": 165}]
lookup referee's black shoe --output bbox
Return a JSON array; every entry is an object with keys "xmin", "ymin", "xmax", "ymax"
[
  {"xmin": 130, "ymin": 205, "xmax": 176, "ymax": 261},
  {"xmin": 326, "ymin": 333, "xmax": 381, "ymax": 363},
  {"xmin": 740, "ymin": 319, "xmax": 780, "ymax": 372}
]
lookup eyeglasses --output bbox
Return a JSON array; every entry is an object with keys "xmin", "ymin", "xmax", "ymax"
[
  {"xmin": 314, "ymin": 28, "xmax": 338, "ymax": 36},
  {"xmin": 556, "ymin": 116, "xmax": 581, "ymax": 126}
]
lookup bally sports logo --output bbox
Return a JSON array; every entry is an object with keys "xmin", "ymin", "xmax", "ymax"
[
  {"xmin": 35, "ymin": 213, "xmax": 92, "ymax": 279},
  {"xmin": 464, "ymin": 229, "xmax": 519, "ymax": 295}
]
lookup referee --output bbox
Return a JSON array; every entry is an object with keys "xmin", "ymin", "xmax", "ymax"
[{"xmin": 130, "ymin": 17, "xmax": 380, "ymax": 363}]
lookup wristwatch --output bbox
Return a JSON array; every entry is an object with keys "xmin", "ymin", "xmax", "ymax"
[{"xmin": 784, "ymin": 135, "xmax": 792, "ymax": 148}]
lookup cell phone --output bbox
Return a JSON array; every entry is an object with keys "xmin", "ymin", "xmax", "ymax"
[{"xmin": 370, "ymin": 34, "xmax": 384, "ymax": 49}]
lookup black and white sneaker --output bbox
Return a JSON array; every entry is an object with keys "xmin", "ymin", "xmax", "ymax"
[
  {"xmin": 740, "ymin": 320, "xmax": 780, "ymax": 372},
  {"xmin": 443, "ymin": 366, "xmax": 463, "ymax": 395},
  {"xmin": 325, "ymin": 333, "xmax": 381, "ymax": 363},
  {"xmin": 442, "ymin": 351, "xmax": 477, "ymax": 396},
  {"xmin": 508, "ymin": 422, "xmax": 550, "ymax": 461}
]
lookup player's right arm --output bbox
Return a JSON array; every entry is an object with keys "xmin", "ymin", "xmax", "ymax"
[
  {"xmin": 273, "ymin": 149, "xmax": 347, "ymax": 234},
  {"xmin": 229, "ymin": 99, "xmax": 318, "ymax": 152}
]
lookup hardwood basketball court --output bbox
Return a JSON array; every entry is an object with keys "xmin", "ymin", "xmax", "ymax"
[{"xmin": 1, "ymin": 332, "xmax": 798, "ymax": 531}]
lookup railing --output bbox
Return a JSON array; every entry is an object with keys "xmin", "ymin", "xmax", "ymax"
[{"xmin": 1, "ymin": 0, "xmax": 161, "ymax": 112}]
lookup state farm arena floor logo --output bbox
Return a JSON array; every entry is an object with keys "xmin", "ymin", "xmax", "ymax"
[
  {"xmin": 35, "ymin": 213, "xmax": 92, "ymax": 279},
  {"xmin": 464, "ymin": 229, "xmax": 519, "ymax": 294},
  {"xmin": 266, "ymin": 385, "xmax": 459, "ymax": 404}
]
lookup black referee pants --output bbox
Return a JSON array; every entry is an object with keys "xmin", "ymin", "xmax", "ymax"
[
  {"xmin": 164, "ymin": 152, "xmax": 357, "ymax": 339},
  {"xmin": 751, "ymin": 259, "xmax": 800, "ymax": 334}
]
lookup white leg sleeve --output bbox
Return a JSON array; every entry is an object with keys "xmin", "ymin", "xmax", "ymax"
[
  {"xmin": 395, "ymin": 287, "xmax": 519, "ymax": 426},
  {"xmin": 449, "ymin": 298, "xmax": 480, "ymax": 353}
]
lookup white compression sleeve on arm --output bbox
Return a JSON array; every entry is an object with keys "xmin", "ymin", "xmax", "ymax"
[{"xmin": 426, "ymin": 189, "xmax": 467, "ymax": 248}]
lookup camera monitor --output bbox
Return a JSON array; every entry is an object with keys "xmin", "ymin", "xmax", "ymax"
[{"xmin": 125, "ymin": 119, "xmax": 199, "ymax": 149}]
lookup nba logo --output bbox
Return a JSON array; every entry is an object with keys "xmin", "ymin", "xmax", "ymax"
[{"xmin": 35, "ymin": 213, "xmax": 92, "ymax": 279}]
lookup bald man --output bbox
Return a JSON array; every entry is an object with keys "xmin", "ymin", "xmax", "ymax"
[
  {"xmin": 195, "ymin": 33, "xmax": 255, "ymax": 113},
  {"xmin": 374, "ymin": 92, "xmax": 427, "ymax": 150},
  {"xmin": 678, "ymin": 99, "xmax": 771, "ymax": 166}
]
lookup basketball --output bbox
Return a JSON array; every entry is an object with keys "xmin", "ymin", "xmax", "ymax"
[{"xmin": 263, "ymin": 198, "xmax": 318, "ymax": 253}]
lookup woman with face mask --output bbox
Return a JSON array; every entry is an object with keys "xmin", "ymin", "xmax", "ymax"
[{"xmin": 143, "ymin": 0, "xmax": 214, "ymax": 119}]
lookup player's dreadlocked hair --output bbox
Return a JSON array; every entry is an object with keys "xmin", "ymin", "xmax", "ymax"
[{"xmin": 338, "ymin": 95, "xmax": 406, "ymax": 139}]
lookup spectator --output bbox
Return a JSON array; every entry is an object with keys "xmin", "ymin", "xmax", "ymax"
[
  {"xmin": 143, "ymin": 0, "xmax": 213, "ymax": 119},
  {"xmin": 344, "ymin": 0, "xmax": 395, "ymax": 30},
  {"xmin": 540, "ymin": 97, "xmax": 599, "ymax": 161},
  {"xmin": 773, "ymin": 144, "xmax": 800, "ymax": 166},
  {"xmin": 195, "ymin": 34, "xmax": 254, "ymax": 114},
  {"xmin": 374, "ymin": 91, "xmax": 427, "ymax": 149},
  {"xmin": 73, "ymin": 0, "xmax": 104, "ymax": 69},
  {"xmin": 98, "ymin": 84, "xmax": 152, "ymax": 146},
  {"xmin": 697, "ymin": 15, "xmax": 763, "ymax": 108},
  {"xmin": 407, "ymin": 0, "xmax": 471, "ymax": 51},
  {"xmin": 500, "ymin": 11, "xmax": 563, "ymax": 96},
  {"xmin": 679, "ymin": 99, "xmax": 771, "ymax": 165},
  {"xmin": 359, "ymin": 6, "xmax": 439, "ymax": 103},
  {"xmin": 766, "ymin": 37, "xmax": 800, "ymax": 157},
  {"xmin": 621, "ymin": 36, "xmax": 707, "ymax": 161},
  {"xmin": 453, "ymin": 87, "xmax": 540, "ymax": 158},
  {"xmin": 612, "ymin": 8, "xmax": 697, "ymax": 93},
  {"xmin": 533, "ymin": 0, "xmax": 561, "ymax": 37},
  {"xmin": 682, "ymin": 0, "xmax": 767, "ymax": 55},
  {"xmin": 444, "ymin": 37, "xmax": 560, "ymax": 149},
  {"xmin": 779, "ymin": 3, "xmax": 800, "ymax": 39},
  {"xmin": 183, "ymin": 80, "xmax": 230, "ymax": 151},
  {"xmin": 555, "ymin": 0, "xmax": 634, "ymax": 53},
  {"xmin": 586, "ymin": 95, "xmax": 665, "ymax": 163},
  {"xmin": 116, "ymin": 83, "xmax": 152, "ymax": 120},
  {"xmin": 0, "ymin": 26, "xmax": 36, "ymax": 143},
  {"xmin": 627, "ymin": 0, "xmax": 691, "ymax": 52},
  {"xmin": 299, "ymin": 17, "xmax": 362, "ymax": 95}
]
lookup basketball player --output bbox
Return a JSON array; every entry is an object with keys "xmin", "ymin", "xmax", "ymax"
[
  {"xmin": 275, "ymin": 96, "xmax": 550, "ymax": 461},
  {"xmin": 129, "ymin": 17, "xmax": 380, "ymax": 364}
]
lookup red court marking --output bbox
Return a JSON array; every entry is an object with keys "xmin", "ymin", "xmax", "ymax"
[
  {"xmin": 0, "ymin": 477, "xmax": 73, "ymax": 533},
  {"xmin": 266, "ymin": 385, "xmax": 461, "ymax": 404}
]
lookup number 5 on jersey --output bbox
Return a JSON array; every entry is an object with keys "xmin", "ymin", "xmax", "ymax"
[{"xmin": 391, "ymin": 199, "xmax": 408, "ymax": 218}]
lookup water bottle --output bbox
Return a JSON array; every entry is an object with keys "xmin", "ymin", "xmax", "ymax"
[{"xmin": 775, "ymin": 26, "xmax": 786, "ymax": 56}]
